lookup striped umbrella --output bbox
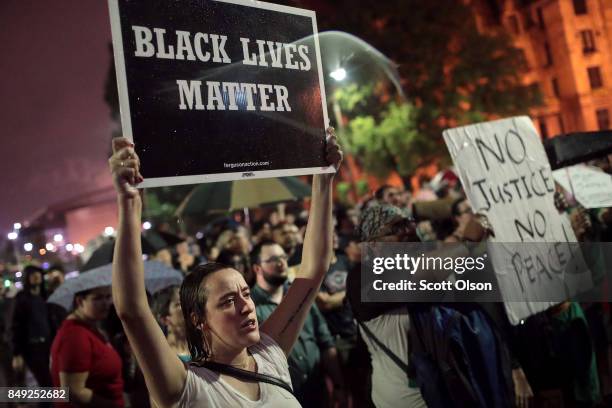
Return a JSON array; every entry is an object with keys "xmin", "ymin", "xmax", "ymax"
[{"xmin": 176, "ymin": 177, "xmax": 311, "ymax": 217}]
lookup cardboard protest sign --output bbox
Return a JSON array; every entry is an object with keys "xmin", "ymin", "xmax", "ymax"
[
  {"xmin": 553, "ymin": 165, "xmax": 612, "ymax": 209},
  {"xmin": 443, "ymin": 116, "xmax": 592, "ymax": 325},
  {"xmin": 108, "ymin": 0, "xmax": 332, "ymax": 187}
]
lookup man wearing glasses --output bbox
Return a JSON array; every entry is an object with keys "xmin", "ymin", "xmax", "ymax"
[{"xmin": 250, "ymin": 240, "xmax": 347, "ymax": 408}]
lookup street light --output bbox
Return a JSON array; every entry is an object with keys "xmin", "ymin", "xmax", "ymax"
[
  {"xmin": 24, "ymin": 243, "xmax": 33, "ymax": 252},
  {"xmin": 7, "ymin": 232, "xmax": 17, "ymax": 240},
  {"xmin": 13, "ymin": 223, "xmax": 21, "ymax": 230},
  {"xmin": 53, "ymin": 234, "xmax": 63, "ymax": 242},
  {"xmin": 104, "ymin": 226, "xmax": 115, "ymax": 236},
  {"xmin": 330, "ymin": 67, "xmax": 347, "ymax": 82}
]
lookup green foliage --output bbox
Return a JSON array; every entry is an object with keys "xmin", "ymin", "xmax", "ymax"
[
  {"xmin": 335, "ymin": 84, "xmax": 427, "ymax": 178},
  {"xmin": 143, "ymin": 186, "xmax": 193, "ymax": 224},
  {"xmin": 317, "ymin": 0, "xmax": 541, "ymax": 159},
  {"xmin": 335, "ymin": 182, "xmax": 351, "ymax": 204}
]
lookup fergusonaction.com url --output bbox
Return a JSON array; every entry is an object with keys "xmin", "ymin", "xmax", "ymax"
[{"xmin": 223, "ymin": 161, "xmax": 270, "ymax": 169}]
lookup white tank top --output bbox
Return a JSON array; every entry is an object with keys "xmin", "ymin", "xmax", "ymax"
[{"xmin": 177, "ymin": 332, "xmax": 301, "ymax": 407}]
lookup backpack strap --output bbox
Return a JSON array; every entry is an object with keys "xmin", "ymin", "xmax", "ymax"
[
  {"xmin": 201, "ymin": 361, "xmax": 295, "ymax": 397},
  {"xmin": 357, "ymin": 320, "xmax": 409, "ymax": 374}
]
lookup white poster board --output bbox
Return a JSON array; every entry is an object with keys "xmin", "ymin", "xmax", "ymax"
[
  {"xmin": 553, "ymin": 164, "xmax": 612, "ymax": 209},
  {"xmin": 443, "ymin": 116, "xmax": 592, "ymax": 325}
]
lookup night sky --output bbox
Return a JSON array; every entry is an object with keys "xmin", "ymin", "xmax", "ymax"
[{"xmin": 0, "ymin": 1, "xmax": 115, "ymax": 235}]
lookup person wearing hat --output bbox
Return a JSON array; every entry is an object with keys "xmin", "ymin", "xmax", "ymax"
[
  {"xmin": 346, "ymin": 204, "xmax": 515, "ymax": 408},
  {"xmin": 11, "ymin": 265, "xmax": 54, "ymax": 390}
]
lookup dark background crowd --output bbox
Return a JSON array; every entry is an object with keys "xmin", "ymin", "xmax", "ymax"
[{"xmin": 0, "ymin": 156, "xmax": 611, "ymax": 408}]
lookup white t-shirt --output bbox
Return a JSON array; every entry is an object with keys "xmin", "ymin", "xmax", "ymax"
[
  {"xmin": 177, "ymin": 332, "xmax": 301, "ymax": 407},
  {"xmin": 359, "ymin": 307, "xmax": 427, "ymax": 408}
]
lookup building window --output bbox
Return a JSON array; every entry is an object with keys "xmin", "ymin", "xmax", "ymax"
[
  {"xmin": 596, "ymin": 109, "xmax": 610, "ymax": 130},
  {"xmin": 573, "ymin": 0, "xmax": 588, "ymax": 15},
  {"xmin": 537, "ymin": 7, "xmax": 545, "ymax": 29},
  {"xmin": 539, "ymin": 117, "xmax": 549, "ymax": 139},
  {"xmin": 508, "ymin": 15, "xmax": 520, "ymax": 35},
  {"xmin": 552, "ymin": 78, "xmax": 560, "ymax": 97},
  {"xmin": 587, "ymin": 66, "xmax": 603, "ymax": 89},
  {"xmin": 544, "ymin": 42, "xmax": 553, "ymax": 66},
  {"xmin": 580, "ymin": 30, "xmax": 596, "ymax": 54}
]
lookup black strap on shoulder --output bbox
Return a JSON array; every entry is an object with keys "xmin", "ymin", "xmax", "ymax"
[
  {"xmin": 358, "ymin": 320, "xmax": 410, "ymax": 374},
  {"xmin": 201, "ymin": 361, "xmax": 295, "ymax": 397}
]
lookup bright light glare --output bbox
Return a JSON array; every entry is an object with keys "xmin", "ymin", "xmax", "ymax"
[
  {"xmin": 53, "ymin": 234, "xmax": 63, "ymax": 242},
  {"xmin": 104, "ymin": 226, "xmax": 115, "ymax": 236},
  {"xmin": 142, "ymin": 221, "xmax": 152, "ymax": 230},
  {"xmin": 7, "ymin": 232, "xmax": 17, "ymax": 240},
  {"xmin": 45, "ymin": 243, "xmax": 55, "ymax": 251},
  {"xmin": 65, "ymin": 243, "xmax": 74, "ymax": 251},
  {"xmin": 15, "ymin": 271, "xmax": 22, "ymax": 278},
  {"xmin": 13, "ymin": 223, "xmax": 21, "ymax": 230},
  {"xmin": 330, "ymin": 68, "xmax": 347, "ymax": 81},
  {"xmin": 24, "ymin": 243, "xmax": 33, "ymax": 251},
  {"xmin": 74, "ymin": 243, "xmax": 85, "ymax": 253}
]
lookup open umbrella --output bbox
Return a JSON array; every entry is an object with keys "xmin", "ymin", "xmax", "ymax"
[
  {"xmin": 81, "ymin": 231, "xmax": 183, "ymax": 272},
  {"xmin": 175, "ymin": 176, "xmax": 311, "ymax": 217},
  {"xmin": 47, "ymin": 260, "xmax": 183, "ymax": 310}
]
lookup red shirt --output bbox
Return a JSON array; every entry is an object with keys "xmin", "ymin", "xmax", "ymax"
[{"xmin": 50, "ymin": 319, "xmax": 124, "ymax": 407}]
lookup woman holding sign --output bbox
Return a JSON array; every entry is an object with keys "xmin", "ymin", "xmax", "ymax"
[{"xmin": 110, "ymin": 130, "xmax": 341, "ymax": 407}]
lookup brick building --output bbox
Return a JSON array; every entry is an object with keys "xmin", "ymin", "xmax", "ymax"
[{"xmin": 476, "ymin": 0, "xmax": 612, "ymax": 137}]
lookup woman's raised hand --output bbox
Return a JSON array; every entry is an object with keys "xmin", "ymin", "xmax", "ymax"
[
  {"xmin": 325, "ymin": 127, "xmax": 343, "ymax": 171},
  {"xmin": 109, "ymin": 137, "xmax": 144, "ymax": 199}
]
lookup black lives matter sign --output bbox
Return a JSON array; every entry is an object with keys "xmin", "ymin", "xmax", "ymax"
[{"xmin": 108, "ymin": 0, "xmax": 332, "ymax": 187}]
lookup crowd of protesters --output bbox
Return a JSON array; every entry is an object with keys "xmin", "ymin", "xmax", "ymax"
[{"xmin": 1, "ymin": 150, "xmax": 612, "ymax": 407}]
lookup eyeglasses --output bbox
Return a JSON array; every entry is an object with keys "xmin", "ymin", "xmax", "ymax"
[{"xmin": 261, "ymin": 254, "xmax": 288, "ymax": 264}]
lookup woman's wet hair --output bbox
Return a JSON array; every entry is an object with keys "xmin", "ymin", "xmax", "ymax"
[
  {"xmin": 72, "ymin": 289, "xmax": 93, "ymax": 310},
  {"xmin": 180, "ymin": 262, "xmax": 230, "ymax": 364}
]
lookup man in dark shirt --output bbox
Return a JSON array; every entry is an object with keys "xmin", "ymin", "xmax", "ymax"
[
  {"xmin": 11, "ymin": 265, "xmax": 53, "ymax": 388},
  {"xmin": 250, "ymin": 240, "xmax": 346, "ymax": 408}
]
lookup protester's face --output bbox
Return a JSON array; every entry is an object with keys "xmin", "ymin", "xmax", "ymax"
[
  {"xmin": 382, "ymin": 188, "xmax": 401, "ymax": 207},
  {"xmin": 176, "ymin": 242, "xmax": 189, "ymax": 256},
  {"xmin": 77, "ymin": 287, "xmax": 112, "ymax": 321},
  {"xmin": 155, "ymin": 249, "xmax": 173, "ymax": 266},
  {"xmin": 345, "ymin": 241, "xmax": 361, "ymax": 263},
  {"xmin": 256, "ymin": 223, "xmax": 272, "ymax": 241},
  {"xmin": 164, "ymin": 288, "xmax": 186, "ymax": 336},
  {"xmin": 228, "ymin": 231, "xmax": 250, "ymax": 254},
  {"xmin": 272, "ymin": 225, "xmax": 297, "ymax": 250},
  {"xmin": 48, "ymin": 270, "xmax": 64, "ymax": 285},
  {"xmin": 203, "ymin": 268, "xmax": 259, "ymax": 352},
  {"xmin": 258, "ymin": 243, "xmax": 289, "ymax": 286},
  {"xmin": 28, "ymin": 271, "xmax": 42, "ymax": 286},
  {"xmin": 455, "ymin": 200, "xmax": 473, "ymax": 226}
]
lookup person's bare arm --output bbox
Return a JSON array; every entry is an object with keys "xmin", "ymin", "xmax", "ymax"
[
  {"xmin": 59, "ymin": 372, "xmax": 118, "ymax": 407},
  {"xmin": 110, "ymin": 138, "xmax": 186, "ymax": 407},
  {"xmin": 261, "ymin": 129, "xmax": 342, "ymax": 355}
]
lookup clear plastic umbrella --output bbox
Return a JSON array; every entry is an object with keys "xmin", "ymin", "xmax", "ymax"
[{"xmin": 47, "ymin": 260, "xmax": 183, "ymax": 310}]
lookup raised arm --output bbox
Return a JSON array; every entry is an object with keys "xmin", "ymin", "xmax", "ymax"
[
  {"xmin": 261, "ymin": 128, "xmax": 342, "ymax": 354},
  {"xmin": 110, "ymin": 138, "xmax": 186, "ymax": 407}
]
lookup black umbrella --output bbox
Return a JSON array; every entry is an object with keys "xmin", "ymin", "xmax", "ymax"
[
  {"xmin": 80, "ymin": 231, "xmax": 180, "ymax": 272},
  {"xmin": 545, "ymin": 130, "xmax": 612, "ymax": 169}
]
